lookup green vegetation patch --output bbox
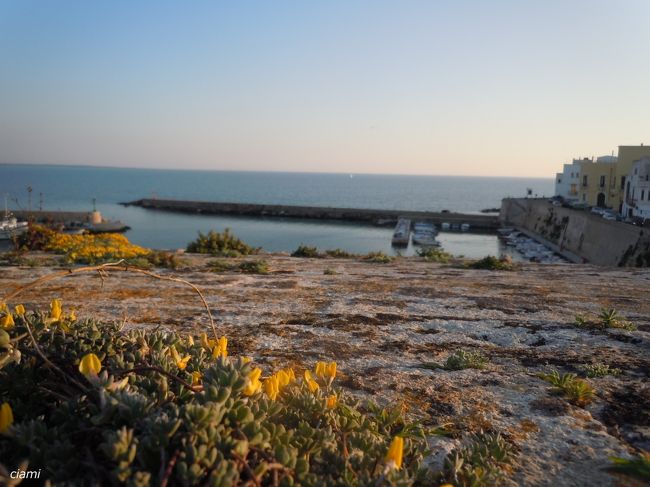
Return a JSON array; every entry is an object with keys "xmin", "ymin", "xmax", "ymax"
[
  {"xmin": 208, "ymin": 259, "xmax": 269, "ymax": 274},
  {"xmin": 581, "ymin": 363, "xmax": 622, "ymax": 378},
  {"xmin": 538, "ymin": 369, "xmax": 595, "ymax": 407},
  {"xmin": 187, "ymin": 229, "xmax": 257, "ymax": 257},
  {"xmin": 0, "ymin": 303, "xmax": 440, "ymax": 485},
  {"xmin": 291, "ymin": 245, "xmax": 321, "ymax": 258},
  {"xmin": 574, "ymin": 308, "xmax": 636, "ymax": 331},
  {"xmin": 416, "ymin": 247, "xmax": 452, "ymax": 263},
  {"xmin": 442, "ymin": 432, "xmax": 514, "ymax": 486},
  {"xmin": 363, "ymin": 251, "xmax": 393, "ymax": 264},
  {"xmin": 420, "ymin": 350, "xmax": 489, "ymax": 371}
]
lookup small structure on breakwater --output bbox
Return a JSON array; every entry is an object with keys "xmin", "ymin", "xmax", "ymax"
[
  {"xmin": 12, "ymin": 210, "xmax": 130, "ymax": 233},
  {"xmin": 122, "ymin": 198, "xmax": 500, "ymax": 230}
]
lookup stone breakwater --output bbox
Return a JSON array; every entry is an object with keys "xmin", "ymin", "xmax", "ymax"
[
  {"xmin": 124, "ymin": 198, "xmax": 500, "ymax": 229},
  {"xmin": 1, "ymin": 255, "xmax": 649, "ymax": 486}
]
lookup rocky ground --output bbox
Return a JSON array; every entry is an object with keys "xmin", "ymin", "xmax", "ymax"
[{"xmin": 1, "ymin": 254, "xmax": 649, "ymax": 486}]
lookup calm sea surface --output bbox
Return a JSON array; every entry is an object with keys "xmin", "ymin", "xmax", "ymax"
[{"xmin": 0, "ymin": 164, "xmax": 554, "ymax": 257}]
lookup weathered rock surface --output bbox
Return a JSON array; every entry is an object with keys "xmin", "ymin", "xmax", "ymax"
[{"xmin": 2, "ymin": 255, "xmax": 649, "ymax": 486}]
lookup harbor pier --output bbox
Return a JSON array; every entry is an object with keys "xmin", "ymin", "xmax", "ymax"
[{"xmin": 123, "ymin": 198, "xmax": 500, "ymax": 230}]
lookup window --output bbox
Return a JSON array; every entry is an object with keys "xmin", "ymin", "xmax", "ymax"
[
  {"xmin": 583, "ymin": 175, "xmax": 588, "ymax": 186},
  {"xmin": 557, "ymin": 178, "xmax": 562, "ymax": 183},
  {"xmin": 643, "ymin": 190, "xmax": 646, "ymax": 201},
  {"xmin": 621, "ymin": 176, "xmax": 626, "ymax": 190},
  {"xmin": 599, "ymin": 175, "xmax": 606, "ymax": 187}
]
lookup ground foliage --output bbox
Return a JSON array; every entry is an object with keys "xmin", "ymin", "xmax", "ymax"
[
  {"xmin": 186, "ymin": 229, "xmax": 258, "ymax": 257},
  {"xmin": 13, "ymin": 225, "xmax": 150, "ymax": 264},
  {"xmin": 0, "ymin": 303, "xmax": 447, "ymax": 486}
]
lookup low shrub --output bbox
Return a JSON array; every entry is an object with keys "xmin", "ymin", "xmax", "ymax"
[
  {"xmin": 416, "ymin": 247, "xmax": 452, "ymax": 263},
  {"xmin": 207, "ymin": 260, "xmax": 269, "ymax": 274},
  {"xmin": 538, "ymin": 369, "xmax": 595, "ymax": 406},
  {"xmin": 442, "ymin": 432, "xmax": 513, "ymax": 486},
  {"xmin": 581, "ymin": 363, "xmax": 622, "ymax": 378},
  {"xmin": 291, "ymin": 245, "xmax": 321, "ymax": 258},
  {"xmin": 363, "ymin": 251, "xmax": 393, "ymax": 264},
  {"xmin": 324, "ymin": 249, "xmax": 355, "ymax": 258},
  {"xmin": 13, "ymin": 224, "xmax": 150, "ymax": 264},
  {"xmin": 467, "ymin": 255, "xmax": 515, "ymax": 271},
  {"xmin": 0, "ymin": 302, "xmax": 440, "ymax": 485},
  {"xmin": 238, "ymin": 260, "xmax": 269, "ymax": 274},
  {"xmin": 187, "ymin": 229, "xmax": 257, "ymax": 257},
  {"xmin": 574, "ymin": 308, "xmax": 636, "ymax": 331},
  {"xmin": 421, "ymin": 350, "xmax": 488, "ymax": 371},
  {"xmin": 323, "ymin": 268, "xmax": 337, "ymax": 275}
]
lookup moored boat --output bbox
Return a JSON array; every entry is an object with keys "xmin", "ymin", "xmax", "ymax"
[{"xmin": 391, "ymin": 218, "xmax": 411, "ymax": 246}]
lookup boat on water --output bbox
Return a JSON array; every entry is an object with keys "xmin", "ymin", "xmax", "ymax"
[
  {"xmin": 412, "ymin": 222, "xmax": 439, "ymax": 246},
  {"xmin": 0, "ymin": 197, "xmax": 28, "ymax": 240},
  {"xmin": 391, "ymin": 218, "xmax": 411, "ymax": 246}
]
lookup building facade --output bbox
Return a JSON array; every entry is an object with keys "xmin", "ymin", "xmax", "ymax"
[
  {"xmin": 553, "ymin": 146, "xmax": 650, "ymax": 212},
  {"xmin": 621, "ymin": 157, "xmax": 650, "ymax": 219}
]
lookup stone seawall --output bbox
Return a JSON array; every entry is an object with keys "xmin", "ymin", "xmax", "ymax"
[
  {"xmin": 125, "ymin": 198, "xmax": 500, "ymax": 229},
  {"xmin": 500, "ymin": 198, "xmax": 650, "ymax": 266}
]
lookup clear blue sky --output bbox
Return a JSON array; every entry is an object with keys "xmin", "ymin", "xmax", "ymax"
[{"xmin": 1, "ymin": 0, "xmax": 648, "ymax": 177}]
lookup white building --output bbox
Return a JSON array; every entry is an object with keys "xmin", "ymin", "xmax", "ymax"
[
  {"xmin": 622, "ymin": 157, "xmax": 650, "ymax": 219},
  {"xmin": 554, "ymin": 160, "xmax": 582, "ymax": 201}
]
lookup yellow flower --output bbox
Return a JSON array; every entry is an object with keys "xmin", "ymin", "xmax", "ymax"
[
  {"xmin": 0, "ymin": 403, "xmax": 13, "ymax": 433},
  {"xmin": 385, "ymin": 436, "xmax": 404, "ymax": 470},
  {"xmin": 212, "ymin": 336, "xmax": 228, "ymax": 359},
  {"xmin": 68, "ymin": 310, "xmax": 76, "ymax": 321},
  {"xmin": 187, "ymin": 335, "xmax": 194, "ymax": 347},
  {"xmin": 49, "ymin": 299, "xmax": 63, "ymax": 321},
  {"xmin": 326, "ymin": 394, "xmax": 337, "ymax": 409},
  {"xmin": 325, "ymin": 362, "xmax": 336, "ymax": 380},
  {"xmin": 264, "ymin": 374, "xmax": 280, "ymax": 400},
  {"xmin": 244, "ymin": 367, "xmax": 262, "ymax": 396},
  {"xmin": 0, "ymin": 313, "xmax": 15, "ymax": 330},
  {"xmin": 14, "ymin": 304, "xmax": 25, "ymax": 316},
  {"xmin": 200, "ymin": 332, "xmax": 217, "ymax": 350},
  {"xmin": 242, "ymin": 356, "xmax": 252, "ymax": 364},
  {"xmin": 277, "ymin": 368, "xmax": 295, "ymax": 387},
  {"xmin": 79, "ymin": 353, "xmax": 102, "ymax": 377},
  {"xmin": 191, "ymin": 371, "xmax": 202, "ymax": 386},
  {"xmin": 0, "ymin": 303, "xmax": 6, "ymax": 313},
  {"xmin": 170, "ymin": 346, "xmax": 191, "ymax": 370},
  {"xmin": 315, "ymin": 361, "xmax": 337, "ymax": 380},
  {"xmin": 315, "ymin": 361, "xmax": 326, "ymax": 378},
  {"xmin": 304, "ymin": 370, "xmax": 320, "ymax": 393}
]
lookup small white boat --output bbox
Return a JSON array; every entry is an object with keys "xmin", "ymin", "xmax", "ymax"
[
  {"xmin": 0, "ymin": 196, "xmax": 28, "ymax": 240},
  {"xmin": 497, "ymin": 227, "xmax": 515, "ymax": 236},
  {"xmin": 460, "ymin": 223, "xmax": 470, "ymax": 231},
  {"xmin": 441, "ymin": 222, "xmax": 451, "ymax": 231},
  {"xmin": 412, "ymin": 221, "xmax": 439, "ymax": 246}
]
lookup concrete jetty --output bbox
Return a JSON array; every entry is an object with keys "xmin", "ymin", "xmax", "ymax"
[
  {"xmin": 123, "ymin": 198, "xmax": 500, "ymax": 230},
  {"xmin": 11, "ymin": 210, "xmax": 130, "ymax": 233}
]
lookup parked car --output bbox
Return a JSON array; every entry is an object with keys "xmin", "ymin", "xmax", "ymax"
[
  {"xmin": 602, "ymin": 213, "xmax": 617, "ymax": 221},
  {"xmin": 591, "ymin": 207, "xmax": 606, "ymax": 215}
]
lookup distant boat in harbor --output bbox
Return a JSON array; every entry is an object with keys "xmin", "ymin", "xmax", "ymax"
[
  {"xmin": 412, "ymin": 222, "xmax": 439, "ymax": 246},
  {"xmin": 0, "ymin": 196, "xmax": 28, "ymax": 240},
  {"xmin": 391, "ymin": 218, "xmax": 411, "ymax": 246}
]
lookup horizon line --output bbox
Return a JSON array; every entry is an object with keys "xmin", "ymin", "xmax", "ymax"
[{"xmin": 0, "ymin": 161, "xmax": 554, "ymax": 180}]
